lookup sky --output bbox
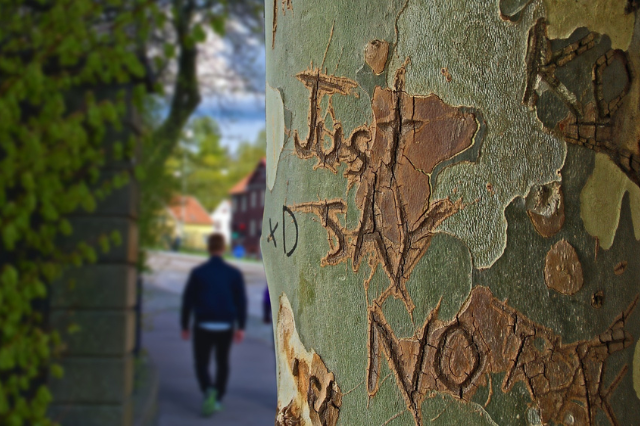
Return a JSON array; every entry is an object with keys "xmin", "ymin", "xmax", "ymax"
[{"xmin": 191, "ymin": 19, "xmax": 267, "ymax": 153}]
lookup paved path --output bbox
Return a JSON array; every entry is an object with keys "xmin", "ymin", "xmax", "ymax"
[{"xmin": 142, "ymin": 252, "xmax": 277, "ymax": 426}]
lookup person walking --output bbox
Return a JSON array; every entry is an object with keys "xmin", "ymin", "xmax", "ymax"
[{"xmin": 180, "ymin": 233, "xmax": 247, "ymax": 417}]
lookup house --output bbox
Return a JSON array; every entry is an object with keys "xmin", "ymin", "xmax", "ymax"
[
  {"xmin": 210, "ymin": 199, "xmax": 232, "ymax": 245},
  {"xmin": 166, "ymin": 195, "xmax": 214, "ymax": 250},
  {"xmin": 229, "ymin": 158, "xmax": 266, "ymax": 256}
]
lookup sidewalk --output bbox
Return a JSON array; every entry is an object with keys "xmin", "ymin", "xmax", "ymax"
[{"xmin": 142, "ymin": 252, "xmax": 277, "ymax": 426}]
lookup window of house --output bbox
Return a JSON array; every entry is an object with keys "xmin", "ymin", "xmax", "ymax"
[
  {"xmin": 241, "ymin": 195, "xmax": 247, "ymax": 212},
  {"xmin": 232, "ymin": 197, "xmax": 237, "ymax": 213},
  {"xmin": 250, "ymin": 191, "xmax": 257, "ymax": 208},
  {"xmin": 260, "ymin": 190, "xmax": 265, "ymax": 207},
  {"xmin": 249, "ymin": 219, "xmax": 256, "ymax": 237}
]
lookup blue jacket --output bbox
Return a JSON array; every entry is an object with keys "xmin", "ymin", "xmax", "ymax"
[{"xmin": 180, "ymin": 256, "xmax": 247, "ymax": 331}]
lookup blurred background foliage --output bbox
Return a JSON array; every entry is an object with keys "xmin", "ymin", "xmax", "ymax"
[
  {"xmin": 0, "ymin": 0, "xmax": 263, "ymax": 424},
  {"xmin": 162, "ymin": 117, "xmax": 266, "ymax": 212}
]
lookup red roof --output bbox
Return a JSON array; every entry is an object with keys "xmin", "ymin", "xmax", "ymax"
[
  {"xmin": 228, "ymin": 158, "xmax": 266, "ymax": 195},
  {"xmin": 229, "ymin": 174, "xmax": 251, "ymax": 195},
  {"xmin": 168, "ymin": 196, "xmax": 213, "ymax": 225}
]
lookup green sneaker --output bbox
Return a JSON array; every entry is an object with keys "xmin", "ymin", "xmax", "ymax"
[
  {"xmin": 213, "ymin": 401, "xmax": 224, "ymax": 412},
  {"xmin": 202, "ymin": 388, "xmax": 217, "ymax": 417}
]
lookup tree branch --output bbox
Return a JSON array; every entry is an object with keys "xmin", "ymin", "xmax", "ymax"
[{"xmin": 149, "ymin": 0, "xmax": 201, "ymax": 168}]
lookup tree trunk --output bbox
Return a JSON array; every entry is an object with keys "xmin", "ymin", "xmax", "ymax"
[{"xmin": 262, "ymin": 1, "xmax": 640, "ymax": 424}]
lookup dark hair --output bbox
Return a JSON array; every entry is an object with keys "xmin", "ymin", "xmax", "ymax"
[{"xmin": 207, "ymin": 233, "xmax": 226, "ymax": 253}]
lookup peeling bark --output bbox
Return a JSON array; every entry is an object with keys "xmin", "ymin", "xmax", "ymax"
[{"xmin": 276, "ymin": 294, "xmax": 342, "ymax": 426}]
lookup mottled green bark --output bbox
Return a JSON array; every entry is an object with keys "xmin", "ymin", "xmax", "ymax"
[{"xmin": 263, "ymin": 1, "xmax": 640, "ymax": 425}]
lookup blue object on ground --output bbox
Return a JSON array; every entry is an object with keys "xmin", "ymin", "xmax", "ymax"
[{"xmin": 233, "ymin": 245, "xmax": 245, "ymax": 258}]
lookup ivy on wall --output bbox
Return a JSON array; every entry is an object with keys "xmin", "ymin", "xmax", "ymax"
[
  {"xmin": 0, "ymin": 1, "xmax": 163, "ymax": 424},
  {"xmin": 0, "ymin": 0, "xmax": 249, "ymax": 421}
]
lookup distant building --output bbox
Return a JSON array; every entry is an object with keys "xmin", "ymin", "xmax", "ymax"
[
  {"xmin": 166, "ymin": 195, "xmax": 214, "ymax": 250},
  {"xmin": 210, "ymin": 200, "xmax": 232, "ymax": 245},
  {"xmin": 229, "ymin": 159, "xmax": 266, "ymax": 256}
]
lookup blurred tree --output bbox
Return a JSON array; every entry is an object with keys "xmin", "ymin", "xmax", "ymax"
[
  {"xmin": 142, "ymin": 0, "xmax": 263, "ymax": 179},
  {"xmin": 163, "ymin": 118, "xmax": 266, "ymax": 213},
  {"xmin": 227, "ymin": 128, "xmax": 266, "ymax": 188},
  {"xmin": 137, "ymin": 0, "xmax": 264, "ymax": 251},
  {"xmin": 166, "ymin": 117, "xmax": 227, "ymax": 211}
]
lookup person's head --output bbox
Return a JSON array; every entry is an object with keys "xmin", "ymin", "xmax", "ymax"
[{"xmin": 207, "ymin": 233, "xmax": 226, "ymax": 256}]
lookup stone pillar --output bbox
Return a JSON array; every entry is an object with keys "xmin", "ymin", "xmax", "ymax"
[{"xmin": 48, "ymin": 88, "xmax": 140, "ymax": 426}]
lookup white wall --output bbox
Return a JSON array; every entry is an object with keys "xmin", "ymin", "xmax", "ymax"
[{"xmin": 210, "ymin": 200, "xmax": 232, "ymax": 244}]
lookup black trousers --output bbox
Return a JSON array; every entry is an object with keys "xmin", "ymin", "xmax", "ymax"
[{"xmin": 192, "ymin": 327, "xmax": 234, "ymax": 400}]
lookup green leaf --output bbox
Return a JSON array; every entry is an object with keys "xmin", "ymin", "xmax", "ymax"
[
  {"xmin": 163, "ymin": 43, "xmax": 176, "ymax": 59},
  {"xmin": 6, "ymin": 412, "xmax": 22, "ymax": 426},
  {"xmin": 67, "ymin": 323, "xmax": 81, "ymax": 335},
  {"xmin": 35, "ymin": 385, "xmax": 53, "ymax": 408},
  {"xmin": 192, "ymin": 24, "xmax": 207, "ymax": 42},
  {"xmin": 99, "ymin": 234, "xmax": 110, "ymax": 253},
  {"xmin": 1, "ymin": 264, "xmax": 18, "ymax": 286},
  {"xmin": 2, "ymin": 223, "xmax": 18, "ymax": 250},
  {"xmin": 0, "ymin": 347, "xmax": 15, "ymax": 370},
  {"xmin": 59, "ymin": 219, "xmax": 73, "ymax": 236},
  {"xmin": 50, "ymin": 364, "xmax": 64, "ymax": 379},
  {"xmin": 110, "ymin": 230, "xmax": 122, "ymax": 246},
  {"xmin": 21, "ymin": 172, "xmax": 35, "ymax": 191},
  {"xmin": 0, "ymin": 384, "xmax": 8, "ymax": 414},
  {"xmin": 81, "ymin": 193, "xmax": 96, "ymax": 213},
  {"xmin": 33, "ymin": 280, "xmax": 47, "ymax": 298},
  {"xmin": 211, "ymin": 15, "xmax": 226, "ymax": 36},
  {"xmin": 134, "ymin": 164, "xmax": 145, "ymax": 180}
]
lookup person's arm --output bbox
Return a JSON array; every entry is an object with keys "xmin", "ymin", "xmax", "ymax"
[
  {"xmin": 232, "ymin": 270, "xmax": 248, "ymax": 342},
  {"xmin": 180, "ymin": 271, "xmax": 196, "ymax": 338},
  {"xmin": 262, "ymin": 285, "xmax": 272, "ymax": 324}
]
